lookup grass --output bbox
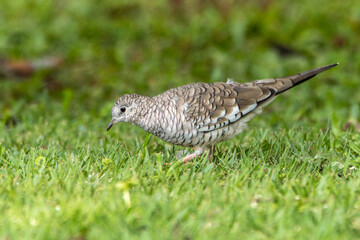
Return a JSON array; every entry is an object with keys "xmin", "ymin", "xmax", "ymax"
[{"xmin": 1, "ymin": 0, "xmax": 360, "ymax": 239}]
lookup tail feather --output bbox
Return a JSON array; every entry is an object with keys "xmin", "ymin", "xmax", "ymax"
[{"xmin": 254, "ymin": 63, "xmax": 338, "ymax": 95}]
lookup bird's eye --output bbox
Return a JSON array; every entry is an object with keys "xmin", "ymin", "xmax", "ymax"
[{"xmin": 120, "ymin": 106, "xmax": 126, "ymax": 113}]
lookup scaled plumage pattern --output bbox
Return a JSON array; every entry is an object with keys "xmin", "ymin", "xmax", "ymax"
[{"xmin": 107, "ymin": 63, "xmax": 338, "ymax": 162}]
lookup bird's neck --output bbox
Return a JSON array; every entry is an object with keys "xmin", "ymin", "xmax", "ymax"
[
  {"xmin": 131, "ymin": 96, "xmax": 157, "ymax": 131},
  {"xmin": 132, "ymin": 96, "xmax": 169, "ymax": 136}
]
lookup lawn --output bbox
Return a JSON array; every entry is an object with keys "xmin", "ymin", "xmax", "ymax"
[{"xmin": 1, "ymin": 0, "xmax": 360, "ymax": 239}]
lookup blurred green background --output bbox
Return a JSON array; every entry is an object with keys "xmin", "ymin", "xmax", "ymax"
[
  {"xmin": 1, "ymin": 0, "xmax": 358, "ymax": 127},
  {"xmin": 1, "ymin": 0, "xmax": 360, "ymax": 239}
]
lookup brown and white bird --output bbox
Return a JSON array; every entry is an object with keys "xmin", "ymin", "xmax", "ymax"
[{"xmin": 107, "ymin": 63, "xmax": 338, "ymax": 162}]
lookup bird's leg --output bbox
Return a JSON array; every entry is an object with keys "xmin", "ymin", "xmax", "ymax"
[
  {"xmin": 163, "ymin": 149, "xmax": 201, "ymax": 166},
  {"xmin": 207, "ymin": 145, "xmax": 216, "ymax": 163},
  {"xmin": 182, "ymin": 152, "xmax": 199, "ymax": 163},
  {"xmin": 182, "ymin": 149, "xmax": 204, "ymax": 163},
  {"xmin": 182, "ymin": 146, "xmax": 215, "ymax": 163}
]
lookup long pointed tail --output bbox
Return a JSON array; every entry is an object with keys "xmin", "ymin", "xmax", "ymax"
[{"xmin": 254, "ymin": 63, "xmax": 338, "ymax": 95}]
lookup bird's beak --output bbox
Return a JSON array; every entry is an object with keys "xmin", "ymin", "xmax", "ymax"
[{"xmin": 107, "ymin": 120, "xmax": 113, "ymax": 131}]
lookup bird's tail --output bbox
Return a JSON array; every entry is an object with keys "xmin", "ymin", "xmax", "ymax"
[{"xmin": 254, "ymin": 63, "xmax": 338, "ymax": 95}]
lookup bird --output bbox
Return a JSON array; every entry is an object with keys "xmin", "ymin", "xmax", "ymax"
[{"xmin": 107, "ymin": 63, "xmax": 338, "ymax": 163}]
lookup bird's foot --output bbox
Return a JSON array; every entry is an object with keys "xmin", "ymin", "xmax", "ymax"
[
  {"xmin": 182, "ymin": 152, "xmax": 199, "ymax": 163},
  {"xmin": 163, "ymin": 152, "xmax": 202, "ymax": 166},
  {"xmin": 163, "ymin": 150, "xmax": 202, "ymax": 166},
  {"xmin": 182, "ymin": 145, "xmax": 215, "ymax": 163},
  {"xmin": 163, "ymin": 146, "xmax": 216, "ymax": 166}
]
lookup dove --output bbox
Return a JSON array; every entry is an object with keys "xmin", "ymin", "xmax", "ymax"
[{"xmin": 107, "ymin": 63, "xmax": 338, "ymax": 162}]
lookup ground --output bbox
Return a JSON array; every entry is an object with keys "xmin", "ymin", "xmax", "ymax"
[{"xmin": 1, "ymin": 0, "xmax": 360, "ymax": 239}]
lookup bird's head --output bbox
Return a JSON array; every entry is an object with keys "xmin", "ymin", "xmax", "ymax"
[{"xmin": 107, "ymin": 94, "xmax": 143, "ymax": 131}]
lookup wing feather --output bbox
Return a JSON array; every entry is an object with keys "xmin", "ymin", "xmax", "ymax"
[{"xmin": 182, "ymin": 82, "xmax": 275, "ymax": 133}]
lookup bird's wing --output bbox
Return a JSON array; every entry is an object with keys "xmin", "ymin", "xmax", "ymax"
[
  {"xmin": 184, "ymin": 63, "xmax": 338, "ymax": 133},
  {"xmin": 183, "ymin": 83, "xmax": 274, "ymax": 133}
]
